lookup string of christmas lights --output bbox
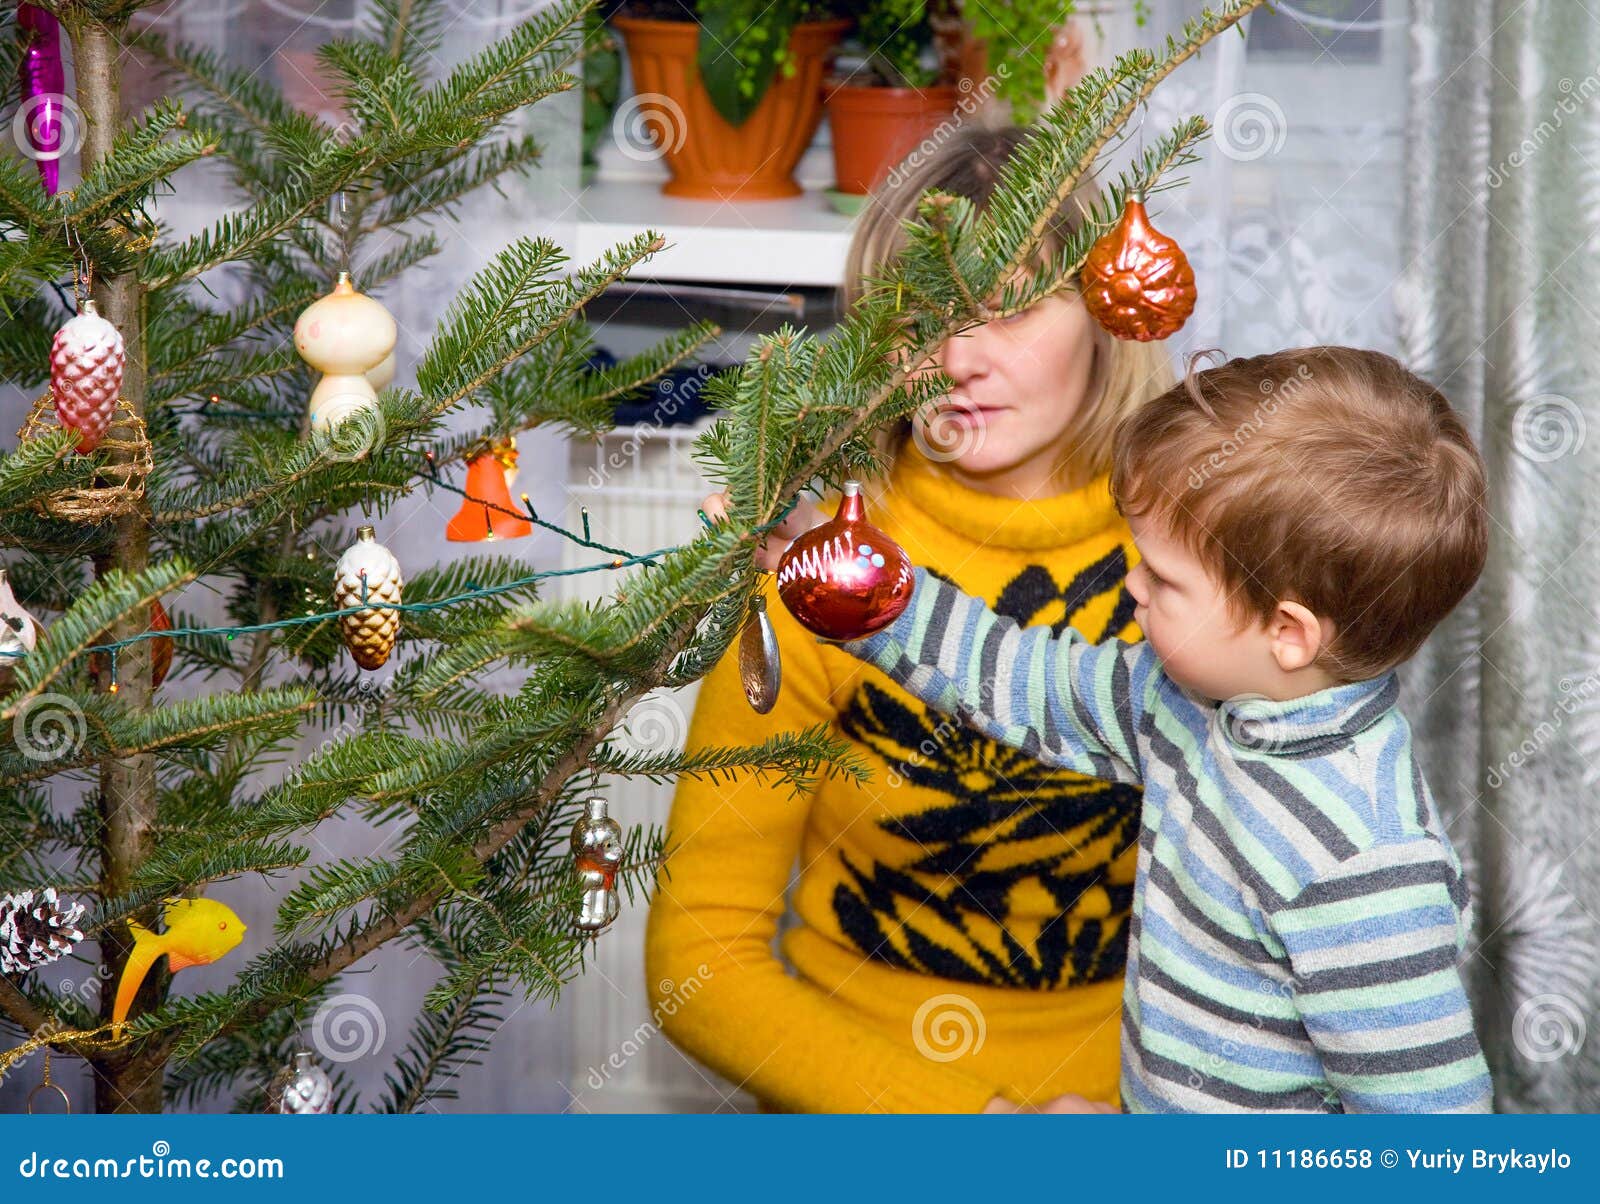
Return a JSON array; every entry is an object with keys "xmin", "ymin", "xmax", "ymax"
[
  {"xmin": 0, "ymin": 467, "xmax": 793, "ymax": 688},
  {"xmin": 85, "ymin": 543, "xmax": 677, "ymax": 690}
]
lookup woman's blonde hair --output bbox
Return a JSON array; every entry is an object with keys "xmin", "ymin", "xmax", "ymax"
[{"xmin": 842, "ymin": 125, "xmax": 1176, "ymax": 489}]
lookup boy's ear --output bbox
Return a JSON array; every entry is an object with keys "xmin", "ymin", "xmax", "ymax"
[{"xmin": 1268, "ymin": 600, "xmax": 1334, "ymax": 673}]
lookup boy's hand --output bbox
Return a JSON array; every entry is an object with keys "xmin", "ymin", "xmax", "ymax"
[
  {"xmin": 1034, "ymin": 1093, "xmax": 1119, "ymax": 1114},
  {"xmin": 700, "ymin": 490, "xmax": 823, "ymax": 573}
]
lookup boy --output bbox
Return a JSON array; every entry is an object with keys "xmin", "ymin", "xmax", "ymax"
[{"xmin": 842, "ymin": 346, "xmax": 1493, "ymax": 1112}]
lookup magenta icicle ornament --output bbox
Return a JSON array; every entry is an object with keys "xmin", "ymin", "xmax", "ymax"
[
  {"xmin": 17, "ymin": 5, "xmax": 66, "ymax": 196},
  {"xmin": 50, "ymin": 299, "xmax": 125, "ymax": 453}
]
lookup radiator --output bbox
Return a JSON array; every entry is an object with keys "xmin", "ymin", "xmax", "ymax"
[{"xmin": 559, "ymin": 423, "xmax": 758, "ymax": 1113}]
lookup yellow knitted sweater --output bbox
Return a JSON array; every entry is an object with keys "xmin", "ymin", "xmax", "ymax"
[{"xmin": 646, "ymin": 445, "xmax": 1143, "ymax": 1112}]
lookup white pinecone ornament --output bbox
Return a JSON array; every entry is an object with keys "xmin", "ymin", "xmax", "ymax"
[
  {"xmin": 333, "ymin": 526, "xmax": 402, "ymax": 670},
  {"xmin": 0, "ymin": 887, "xmax": 86, "ymax": 975},
  {"xmin": 50, "ymin": 300, "xmax": 125, "ymax": 453}
]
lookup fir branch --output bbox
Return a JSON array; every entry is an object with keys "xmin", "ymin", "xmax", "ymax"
[
  {"xmin": 65, "ymin": 98, "xmax": 216, "ymax": 224},
  {"xmin": 374, "ymin": 941, "xmax": 506, "ymax": 1112},
  {"xmin": 417, "ymin": 0, "xmax": 588, "ymax": 126},
  {"xmin": 416, "ymin": 232, "xmax": 666, "ymax": 415},
  {"xmin": 590, "ymin": 724, "xmax": 868, "ymax": 797}
]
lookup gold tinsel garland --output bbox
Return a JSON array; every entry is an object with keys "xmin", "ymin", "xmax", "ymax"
[
  {"xmin": 0, "ymin": 1019, "xmax": 130, "ymax": 1079},
  {"xmin": 17, "ymin": 390, "xmax": 152, "ymax": 521}
]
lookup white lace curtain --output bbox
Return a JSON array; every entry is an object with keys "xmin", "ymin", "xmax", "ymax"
[{"xmin": 1119, "ymin": 0, "xmax": 1409, "ymax": 358}]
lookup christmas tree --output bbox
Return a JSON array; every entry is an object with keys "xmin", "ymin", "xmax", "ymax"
[{"xmin": 0, "ymin": 0, "xmax": 1258, "ymax": 1112}]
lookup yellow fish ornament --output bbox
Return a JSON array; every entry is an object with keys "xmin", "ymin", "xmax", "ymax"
[{"xmin": 112, "ymin": 897, "xmax": 246, "ymax": 1037}]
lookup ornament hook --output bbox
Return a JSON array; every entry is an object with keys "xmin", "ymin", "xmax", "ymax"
[{"xmin": 26, "ymin": 1048, "xmax": 71, "ymax": 1114}]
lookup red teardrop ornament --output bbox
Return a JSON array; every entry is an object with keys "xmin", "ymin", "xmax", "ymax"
[
  {"xmin": 775, "ymin": 481, "xmax": 915, "ymax": 641},
  {"xmin": 1080, "ymin": 193, "xmax": 1196, "ymax": 341}
]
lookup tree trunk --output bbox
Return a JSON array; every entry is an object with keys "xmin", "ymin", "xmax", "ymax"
[{"xmin": 74, "ymin": 20, "xmax": 164, "ymax": 1115}]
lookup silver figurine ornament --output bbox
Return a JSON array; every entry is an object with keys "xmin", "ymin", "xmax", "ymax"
[
  {"xmin": 571, "ymin": 796, "xmax": 624, "ymax": 934},
  {"xmin": 272, "ymin": 1050, "xmax": 333, "ymax": 1114}
]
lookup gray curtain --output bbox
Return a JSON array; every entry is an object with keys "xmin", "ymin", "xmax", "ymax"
[{"xmin": 1402, "ymin": 0, "xmax": 1600, "ymax": 1112}]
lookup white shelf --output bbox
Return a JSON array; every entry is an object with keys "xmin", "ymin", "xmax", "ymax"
[{"xmin": 572, "ymin": 176, "xmax": 856, "ymax": 289}]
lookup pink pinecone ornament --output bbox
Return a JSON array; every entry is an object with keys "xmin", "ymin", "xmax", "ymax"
[{"xmin": 51, "ymin": 299, "xmax": 125, "ymax": 453}]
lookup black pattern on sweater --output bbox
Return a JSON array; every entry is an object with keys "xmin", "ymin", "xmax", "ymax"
[{"xmin": 831, "ymin": 559, "xmax": 1141, "ymax": 989}]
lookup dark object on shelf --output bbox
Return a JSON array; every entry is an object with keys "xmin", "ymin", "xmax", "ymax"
[{"xmin": 589, "ymin": 349, "xmax": 723, "ymax": 427}]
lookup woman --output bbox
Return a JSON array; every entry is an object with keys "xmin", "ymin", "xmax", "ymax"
[{"xmin": 646, "ymin": 127, "xmax": 1174, "ymax": 1113}]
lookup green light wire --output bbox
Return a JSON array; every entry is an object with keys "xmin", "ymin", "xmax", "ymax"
[{"xmin": 70, "ymin": 496, "xmax": 800, "ymax": 675}]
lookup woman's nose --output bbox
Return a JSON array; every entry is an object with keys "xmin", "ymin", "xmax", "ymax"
[{"xmin": 938, "ymin": 327, "xmax": 990, "ymax": 383}]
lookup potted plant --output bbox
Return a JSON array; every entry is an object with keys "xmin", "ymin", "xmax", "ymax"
[
  {"xmin": 606, "ymin": 1, "xmax": 850, "ymax": 200},
  {"xmin": 935, "ymin": 2, "xmax": 1146, "ymax": 124},
  {"xmin": 824, "ymin": 1, "xmax": 961, "ymax": 199}
]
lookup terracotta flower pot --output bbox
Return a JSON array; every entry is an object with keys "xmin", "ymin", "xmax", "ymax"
[
  {"xmin": 825, "ymin": 83, "xmax": 960, "ymax": 195},
  {"xmin": 613, "ymin": 15, "xmax": 849, "ymax": 200}
]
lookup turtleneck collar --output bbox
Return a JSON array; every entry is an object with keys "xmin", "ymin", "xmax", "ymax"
[
  {"xmin": 1215, "ymin": 672, "xmax": 1400, "ymax": 757},
  {"xmin": 889, "ymin": 441, "xmax": 1124, "ymax": 552}
]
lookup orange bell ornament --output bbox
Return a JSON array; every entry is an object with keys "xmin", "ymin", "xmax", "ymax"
[{"xmin": 446, "ymin": 442, "xmax": 532, "ymax": 541}]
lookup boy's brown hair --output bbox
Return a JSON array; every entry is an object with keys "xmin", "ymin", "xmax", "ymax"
[{"xmin": 1110, "ymin": 346, "xmax": 1487, "ymax": 683}]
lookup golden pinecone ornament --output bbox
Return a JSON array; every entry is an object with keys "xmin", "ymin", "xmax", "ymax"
[{"xmin": 333, "ymin": 525, "xmax": 403, "ymax": 670}]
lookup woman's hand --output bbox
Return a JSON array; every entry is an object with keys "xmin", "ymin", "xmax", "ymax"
[
  {"xmin": 982, "ymin": 1095, "xmax": 1023, "ymax": 1113},
  {"xmin": 700, "ymin": 490, "xmax": 824, "ymax": 573},
  {"xmin": 1034, "ymin": 1093, "xmax": 1119, "ymax": 1114},
  {"xmin": 981, "ymin": 1093, "xmax": 1118, "ymax": 1114}
]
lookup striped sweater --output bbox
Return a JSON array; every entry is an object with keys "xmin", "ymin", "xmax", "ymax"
[{"xmin": 846, "ymin": 567, "xmax": 1493, "ymax": 1113}]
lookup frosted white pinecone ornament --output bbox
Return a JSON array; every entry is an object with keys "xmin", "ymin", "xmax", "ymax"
[
  {"xmin": 50, "ymin": 299, "xmax": 125, "ymax": 453},
  {"xmin": 0, "ymin": 887, "xmax": 86, "ymax": 974},
  {"xmin": 333, "ymin": 525, "xmax": 402, "ymax": 670}
]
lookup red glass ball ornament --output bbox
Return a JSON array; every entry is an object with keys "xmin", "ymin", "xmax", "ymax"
[
  {"xmin": 1080, "ymin": 193, "xmax": 1196, "ymax": 342},
  {"xmin": 775, "ymin": 481, "xmax": 915, "ymax": 641}
]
